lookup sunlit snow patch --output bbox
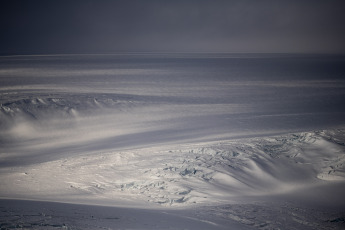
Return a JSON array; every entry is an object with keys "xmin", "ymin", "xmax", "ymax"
[{"xmin": 1, "ymin": 129, "xmax": 344, "ymax": 206}]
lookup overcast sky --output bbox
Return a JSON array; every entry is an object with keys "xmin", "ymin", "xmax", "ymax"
[{"xmin": 1, "ymin": 0, "xmax": 345, "ymax": 54}]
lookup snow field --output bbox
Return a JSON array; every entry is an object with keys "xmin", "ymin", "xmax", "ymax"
[{"xmin": 1, "ymin": 130, "xmax": 344, "ymax": 207}]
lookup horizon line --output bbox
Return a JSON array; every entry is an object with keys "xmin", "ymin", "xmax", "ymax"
[{"xmin": 1, "ymin": 51, "xmax": 345, "ymax": 58}]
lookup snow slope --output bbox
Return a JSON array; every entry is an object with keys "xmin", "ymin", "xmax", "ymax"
[{"xmin": 1, "ymin": 130, "xmax": 345, "ymax": 229}]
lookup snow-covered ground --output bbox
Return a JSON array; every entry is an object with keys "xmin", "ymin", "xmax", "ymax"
[
  {"xmin": 1, "ymin": 130, "xmax": 345, "ymax": 229},
  {"xmin": 2, "ymin": 130, "xmax": 345, "ymax": 207},
  {"xmin": 1, "ymin": 54, "xmax": 345, "ymax": 229}
]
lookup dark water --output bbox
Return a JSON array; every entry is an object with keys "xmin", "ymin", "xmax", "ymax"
[{"xmin": 1, "ymin": 54, "xmax": 345, "ymax": 164}]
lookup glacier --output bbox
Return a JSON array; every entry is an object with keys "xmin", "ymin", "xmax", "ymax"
[{"xmin": 1, "ymin": 54, "xmax": 345, "ymax": 229}]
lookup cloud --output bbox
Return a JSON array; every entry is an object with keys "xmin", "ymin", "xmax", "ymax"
[{"xmin": 1, "ymin": 0, "xmax": 345, "ymax": 54}]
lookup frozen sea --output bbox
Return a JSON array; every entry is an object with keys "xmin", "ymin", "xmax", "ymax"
[{"xmin": 1, "ymin": 53, "xmax": 345, "ymax": 229}]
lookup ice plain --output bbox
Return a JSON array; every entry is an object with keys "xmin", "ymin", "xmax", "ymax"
[{"xmin": 1, "ymin": 54, "xmax": 345, "ymax": 229}]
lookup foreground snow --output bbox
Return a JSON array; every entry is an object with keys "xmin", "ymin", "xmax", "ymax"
[{"xmin": 1, "ymin": 197, "xmax": 344, "ymax": 230}]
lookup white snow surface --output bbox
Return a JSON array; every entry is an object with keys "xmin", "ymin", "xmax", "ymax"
[
  {"xmin": 1, "ymin": 130, "xmax": 345, "ymax": 229},
  {"xmin": 1, "ymin": 130, "xmax": 345, "ymax": 207}
]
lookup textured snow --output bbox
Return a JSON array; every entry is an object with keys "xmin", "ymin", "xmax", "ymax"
[{"xmin": 1, "ymin": 130, "xmax": 345, "ymax": 208}]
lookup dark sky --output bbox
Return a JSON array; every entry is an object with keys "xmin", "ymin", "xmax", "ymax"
[{"xmin": 1, "ymin": 0, "xmax": 345, "ymax": 54}]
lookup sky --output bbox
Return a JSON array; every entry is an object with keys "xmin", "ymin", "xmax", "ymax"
[{"xmin": 1, "ymin": 0, "xmax": 345, "ymax": 55}]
